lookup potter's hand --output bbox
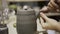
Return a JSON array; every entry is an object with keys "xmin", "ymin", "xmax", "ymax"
[
  {"xmin": 40, "ymin": 0, "xmax": 60, "ymax": 13},
  {"xmin": 48, "ymin": 0, "xmax": 60, "ymax": 10},
  {"xmin": 48, "ymin": 0, "xmax": 60, "ymax": 12},
  {"xmin": 40, "ymin": 13, "xmax": 60, "ymax": 30}
]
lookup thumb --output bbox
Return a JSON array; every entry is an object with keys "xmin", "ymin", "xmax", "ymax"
[
  {"xmin": 40, "ymin": 17, "xmax": 47, "ymax": 29},
  {"xmin": 40, "ymin": 17, "xmax": 45, "ymax": 28}
]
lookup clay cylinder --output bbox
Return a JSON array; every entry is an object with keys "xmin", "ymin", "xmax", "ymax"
[{"xmin": 17, "ymin": 9, "xmax": 37, "ymax": 34}]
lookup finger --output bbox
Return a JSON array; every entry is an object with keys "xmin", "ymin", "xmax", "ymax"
[
  {"xmin": 48, "ymin": 2, "xmax": 55, "ymax": 10},
  {"xmin": 40, "ymin": 17, "xmax": 48, "ymax": 29},
  {"xmin": 40, "ymin": 6, "xmax": 49, "ymax": 13},
  {"xmin": 40, "ymin": 17, "xmax": 45, "ymax": 27},
  {"xmin": 40, "ymin": 13, "xmax": 49, "ymax": 21},
  {"xmin": 50, "ymin": 0, "xmax": 59, "ymax": 9},
  {"xmin": 40, "ymin": 17, "xmax": 44, "ymax": 24}
]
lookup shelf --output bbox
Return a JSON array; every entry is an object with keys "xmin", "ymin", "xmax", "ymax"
[{"xmin": 7, "ymin": 0, "xmax": 49, "ymax": 2}]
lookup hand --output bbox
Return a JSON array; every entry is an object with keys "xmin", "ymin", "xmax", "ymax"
[
  {"xmin": 48, "ymin": 0, "xmax": 59, "ymax": 10},
  {"xmin": 48, "ymin": 0, "xmax": 60, "ymax": 12},
  {"xmin": 40, "ymin": 13, "xmax": 59, "ymax": 30},
  {"xmin": 40, "ymin": 0, "xmax": 60, "ymax": 13}
]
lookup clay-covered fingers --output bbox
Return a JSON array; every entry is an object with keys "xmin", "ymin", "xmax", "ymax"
[
  {"xmin": 48, "ymin": 2, "xmax": 55, "ymax": 10},
  {"xmin": 48, "ymin": 0, "xmax": 59, "ymax": 9},
  {"xmin": 40, "ymin": 17, "xmax": 44, "ymax": 25},
  {"xmin": 40, "ymin": 6, "xmax": 49, "ymax": 13},
  {"xmin": 40, "ymin": 17, "xmax": 48, "ymax": 29},
  {"xmin": 40, "ymin": 17, "xmax": 46, "ymax": 28},
  {"xmin": 40, "ymin": 13, "xmax": 49, "ymax": 21}
]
